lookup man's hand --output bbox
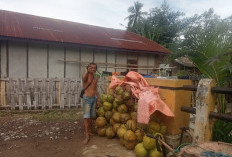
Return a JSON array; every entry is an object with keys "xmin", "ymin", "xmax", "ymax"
[{"xmin": 87, "ymin": 66, "xmax": 92, "ymax": 73}]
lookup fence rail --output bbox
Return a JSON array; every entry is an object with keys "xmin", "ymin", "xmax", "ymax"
[
  {"xmin": 181, "ymin": 106, "xmax": 232, "ymax": 121},
  {"xmin": 182, "ymin": 85, "xmax": 232, "ymax": 94},
  {"xmin": 0, "ymin": 78, "xmax": 108, "ymax": 110}
]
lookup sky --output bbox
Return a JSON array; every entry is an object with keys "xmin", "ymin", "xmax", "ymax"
[{"xmin": 0, "ymin": 0, "xmax": 232, "ymax": 30}]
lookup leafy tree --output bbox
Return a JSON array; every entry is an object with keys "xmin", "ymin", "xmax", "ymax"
[
  {"xmin": 147, "ymin": 0, "xmax": 184, "ymax": 47},
  {"xmin": 169, "ymin": 9, "xmax": 232, "ymax": 113},
  {"xmin": 125, "ymin": 0, "xmax": 185, "ymax": 48}
]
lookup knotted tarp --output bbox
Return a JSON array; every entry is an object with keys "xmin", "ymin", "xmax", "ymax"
[{"xmin": 109, "ymin": 71, "xmax": 174, "ymax": 124}]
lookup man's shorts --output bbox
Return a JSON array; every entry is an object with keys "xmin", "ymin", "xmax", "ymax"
[{"xmin": 82, "ymin": 96, "xmax": 96, "ymax": 119}]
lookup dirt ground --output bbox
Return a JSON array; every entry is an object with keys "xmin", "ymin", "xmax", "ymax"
[{"xmin": 0, "ymin": 110, "xmax": 135, "ymax": 157}]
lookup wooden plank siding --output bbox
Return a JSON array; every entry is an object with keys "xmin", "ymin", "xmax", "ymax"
[{"xmin": 0, "ymin": 40, "xmax": 159, "ymax": 79}]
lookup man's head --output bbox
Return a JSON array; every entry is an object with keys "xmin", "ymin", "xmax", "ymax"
[{"xmin": 87, "ymin": 62, "xmax": 97, "ymax": 73}]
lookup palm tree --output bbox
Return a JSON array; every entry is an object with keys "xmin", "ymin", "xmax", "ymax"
[{"xmin": 125, "ymin": 1, "xmax": 147, "ymax": 29}]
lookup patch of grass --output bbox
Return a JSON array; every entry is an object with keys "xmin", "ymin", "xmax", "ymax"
[
  {"xmin": 0, "ymin": 111, "xmax": 9, "ymax": 117},
  {"xmin": 32, "ymin": 110, "xmax": 82, "ymax": 121}
]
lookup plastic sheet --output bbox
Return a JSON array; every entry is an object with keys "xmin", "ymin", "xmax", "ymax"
[{"xmin": 109, "ymin": 71, "xmax": 174, "ymax": 124}]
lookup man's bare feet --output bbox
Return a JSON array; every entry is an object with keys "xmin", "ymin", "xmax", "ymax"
[{"xmin": 82, "ymin": 133, "xmax": 89, "ymax": 145}]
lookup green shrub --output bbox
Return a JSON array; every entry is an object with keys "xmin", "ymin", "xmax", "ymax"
[{"xmin": 212, "ymin": 120, "xmax": 232, "ymax": 143}]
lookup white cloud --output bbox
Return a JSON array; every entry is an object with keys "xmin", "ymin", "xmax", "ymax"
[
  {"xmin": 0, "ymin": 0, "xmax": 231, "ymax": 30},
  {"xmin": 169, "ymin": 0, "xmax": 232, "ymax": 18}
]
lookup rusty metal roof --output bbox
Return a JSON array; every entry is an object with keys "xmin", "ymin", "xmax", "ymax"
[{"xmin": 0, "ymin": 10, "xmax": 170, "ymax": 54}]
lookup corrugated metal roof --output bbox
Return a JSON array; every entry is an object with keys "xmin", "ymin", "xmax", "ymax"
[{"xmin": 0, "ymin": 10, "xmax": 170, "ymax": 54}]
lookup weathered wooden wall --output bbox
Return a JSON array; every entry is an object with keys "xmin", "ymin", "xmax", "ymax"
[{"xmin": 0, "ymin": 40, "xmax": 158, "ymax": 79}]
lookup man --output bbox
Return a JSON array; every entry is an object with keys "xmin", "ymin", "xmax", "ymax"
[{"xmin": 82, "ymin": 62, "xmax": 98, "ymax": 144}]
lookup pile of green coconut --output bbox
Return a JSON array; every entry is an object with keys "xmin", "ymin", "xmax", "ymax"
[{"xmin": 94, "ymin": 85, "xmax": 167, "ymax": 157}]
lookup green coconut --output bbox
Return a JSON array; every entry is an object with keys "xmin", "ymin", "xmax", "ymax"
[
  {"xmin": 115, "ymin": 86, "xmax": 124, "ymax": 95},
  {"xmin": 125, "ymin": 140, "xmax": 138, "ymax": 150},
  {"xmin": 113, "ymin": 123, "xmax": 121, "ymax": 133},
  {"xmin": 115, "ymin": 86, "xmax": 122, "ymax": 93},
  {"xmin": 124, "ymin": 130, "xmax": 137, "ymax": 142},
  {"xmin": 159, "ymin": 125, "xmax": 167, "ymax": 135},
  {"xmin": 112, "ymin": 112, "xmax": 121, "ymax": 123},
  {"xmin": 134, "ymin": 143, "xmax": 147, "ymax": 157},
  {"xmin": 147, "ymin": 128, "xmax": 157, "ymax": 134},
  {"xmin": 123, "ymin": 91, "xmax": 130, "ymax": 100},
  {"xmin": 113, "ymin": 100, "xmax": 118, "ymax": 109},
  {"xmin": 125, "ymin": 84, "xmax": 131, "ymax": 92},
  {"xmin": 103, "ymin": 102, "xmax": 113, "ymax": 111},
  {"xmin": 135, "ymin": 129, "xmax": 144, "ymax": 142},
  {"xmin": 130, "ymin": 112, "xmax": 137, "ymax": 120},
  {"xmin": 97, "ymin": 127, "xmax": 106, "ymax": 137},
  {"xmin": 142, "ymin": 135, "xmax": 156, "ymax": 150},
  {"xmin": 116, "ymin": 87, "xmax": 124, "ymax": 95},
  {"xmin": 96, "ymin": 117, "xmax": 107, "ymax": 128},
  {"xmin": 134, "ymin": 103, "xmax": 138, "ymax": 111},
  {"xmin": 126, "ymin": 120, "xmax": 137, "ymax": 132},
  {"xmin": 120, "ymin": 124, "xmax": 127, "ymax": 129},
  {"xmin": 120, "ymin": 113, "xmax": 131, "ymax": 124},
  {"xmin": 110, "ymin": 118, "xmax": 116, "ymax": 126},
  {"xmin": 107, "ymin": 88, "xmax": 115, "ymax": 96},
  {"xmin": 125, "ymin": 98, "xmax": 134, "ymax": 107},
  {"xmin": 117, "ymin": 126, "xmax": 127, "ymax": 139},
  {"xmin": 148, "ymin": 121, "xmax": 160, "ymax": 132},
  {"xmin": 100, "ymin": 94, "xmax": 108, "ymax": 103},
  {"xmin": 106, "ymin": 94, "xmax": 114, "ymax": 103},
  {"xmin": 105, "ymin": 126, "xmax": 115, "ymax": 138},
  {"xmin": 114, "ymin": 95, "xmax": 123, "ymax": 105},
  {"xmin": 97, "ymin": 107, "xmax": 105, "ymax": 117},
  {"xmin": 149, "ymin": 148, "xmax": 163, "ymax": 157},
  {"xmin": 104, "ymin": 111, "xmax": 113, "ymax": 121},
  {"xmin": 117, "ymin": 104, "xmax": 128, "ymax": 113}
]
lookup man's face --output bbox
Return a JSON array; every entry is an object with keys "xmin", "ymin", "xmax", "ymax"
[{"xmin": 88, "ymin": 64, "xmax": 97, "ymax": 73}]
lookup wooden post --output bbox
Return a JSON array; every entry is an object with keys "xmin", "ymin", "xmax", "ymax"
[
  {"xmin": 10, "ymin": 92, "xmax": 15, "ymax": 110},
  {"xmin": 67, "ymin": 79, "xmax": 71, "ymax": 109},
  {"xmin": 77, "ymin": 81, "xmax": 82, "ymax": 108},
  {"xmin": 42, "ymin": 92, "xmax": 46, "ymax": 109},
  {"xmin": 38, "ymin": 79, "xmax": 42, "ymax": 106},
  {"xmin": 41, "ymin": 79, "xmax": 46, "ymax": 109},
  {"xmin": 34, "ymin": 92, "xmax": 38, "ymax": 109},
  {"xmin": 18, "ymin": 92, "xmax": 23, "ymax": 110},
  {"xmin": 49, "ymin": 79, "xmax": 54, "ymax": 109},
  {"xmin": 57, "ymin": 79, "xmax": 61, "ymax": 105},
  {"xmin": 0, "ymin": 80, "xmax": 6, "ymax": 106},
  {"xmin": 60, "ymin": 79, "xmax": 64, "ymax": 109},
  {"xmin": 74, "ymin": 80, "xmax": 78, "ymax": 108},
  {"xmin": 26, "ymin": 92, "xmax": 31, "ymax": 109},
  {"xmin": 194, "ymin": 79, "xmax": 216, "ymax": 143},
  {"xmin": 60, "ymin": 92, "xmax": 64, "ymax": 109}
]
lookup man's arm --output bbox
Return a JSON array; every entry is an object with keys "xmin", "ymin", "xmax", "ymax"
[{"xmin": 82, "ymin": 71, "xmax": 89, "ymax": 83}]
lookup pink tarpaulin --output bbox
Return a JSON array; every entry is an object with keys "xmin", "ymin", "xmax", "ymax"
[{"xmin": 109, "ymin": 71, "xmax": 174, "ymax": 124}]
